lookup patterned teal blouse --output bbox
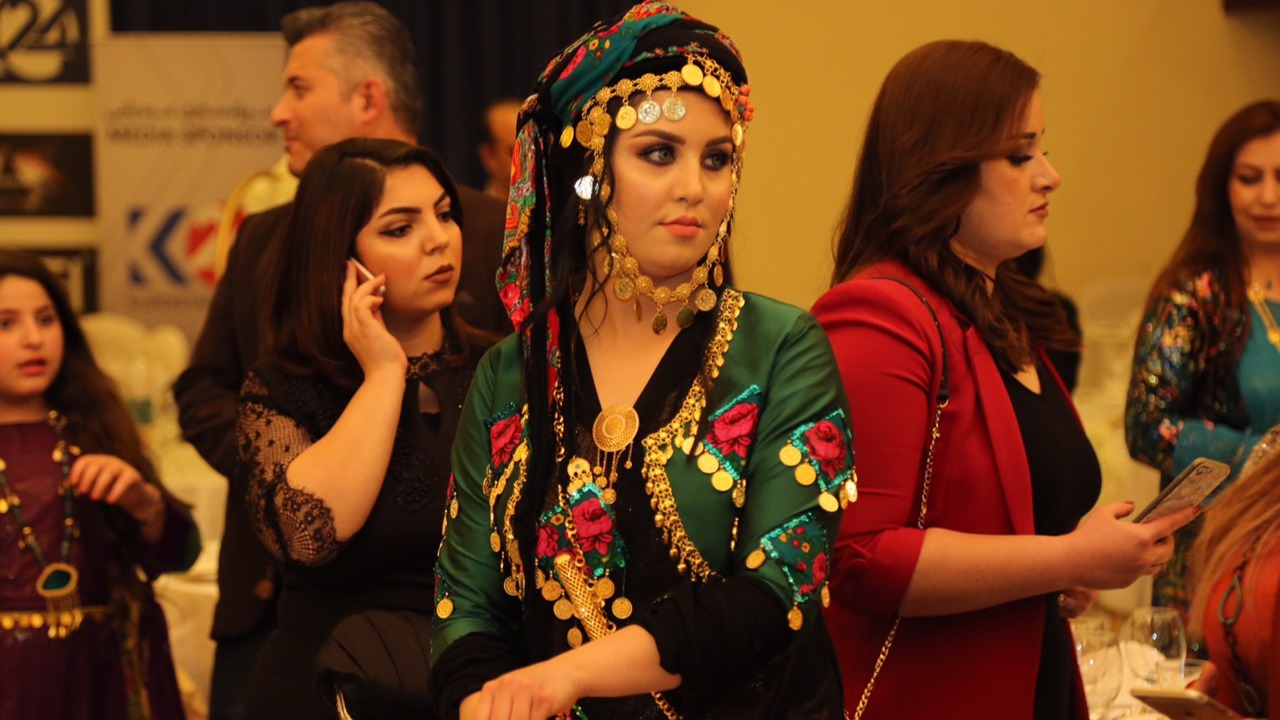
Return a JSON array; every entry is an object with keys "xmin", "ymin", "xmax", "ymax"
[
  {"xmin": 1126, "ymin": 270, "xmax": 1280, "ymax": 480},
  {"xmin": 1125, "ymin": 268, "xmax": 1280, "ymax": 615}
]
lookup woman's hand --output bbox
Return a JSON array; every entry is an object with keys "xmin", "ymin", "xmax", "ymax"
[
  {"xmin": 1063, "ymin": 501, "xmax": 1198, "ymax": 590},
  {"xmin": 1055, "ymin": 585, "xmax": 1096, "ymax": 619},
  {"xmin": 341, "ymin": 260, "xmax": 405, "ymax": 380},
  {"xmin": 460, "ymin": 658, "xmax": 581, "ymax": 720},
  {"xmin": 1189, "ymin": 660, "xmax": 1221, "ymax": 696},
  {"xmin": 69, "ymin": 454, "xmax": 165, "ymax": 535}
]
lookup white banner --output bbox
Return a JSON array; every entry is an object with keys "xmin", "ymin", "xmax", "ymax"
[{"xmin": 94, "ymin": 35, "xmax": 283, "ymax": 340}]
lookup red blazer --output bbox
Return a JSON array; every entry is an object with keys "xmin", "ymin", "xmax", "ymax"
[{"xmin": 811, "ymin": 260, "xmax": 1087, "ymax": 720}]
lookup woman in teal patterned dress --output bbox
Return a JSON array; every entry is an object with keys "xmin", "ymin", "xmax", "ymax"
[
  {"xmin": 1126, "ymin": 100, "xmax": 1280, "ymax": 623},
  {"xmin": 430, "ymin": 3, "xmax": 851, "ymax": 719}
]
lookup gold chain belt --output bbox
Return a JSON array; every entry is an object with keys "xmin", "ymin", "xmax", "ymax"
[{"xmin": 0, "ymin": 605, "xmax": 109, "ymax": 638}]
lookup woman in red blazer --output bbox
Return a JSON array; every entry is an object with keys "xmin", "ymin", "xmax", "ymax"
[{"xmin": 811, "ymin": 40, "xmax": 1198, "ymax": 720}]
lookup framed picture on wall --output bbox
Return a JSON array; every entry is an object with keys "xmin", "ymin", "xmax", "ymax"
[
  {"xmin": 12, "ymin": 247, "xmax": 98, "ymax": 313},
  {"xmin": 0, "ymin": 133, "xmax": 94, "ymax": 217},
  {"xmin": 0, "ymin": 0, "xmax": 90, "ymax": 84}
]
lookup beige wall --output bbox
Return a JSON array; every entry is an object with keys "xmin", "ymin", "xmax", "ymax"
[{"xmin": 680, "ymin": 0, "xmax": 1280, "ymax": 313}]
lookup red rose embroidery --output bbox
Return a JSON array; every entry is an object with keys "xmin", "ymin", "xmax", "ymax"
[
  {"xmin": 709, "ymin": 402, "xmax": 759, "ymax": 458},
  {"xmin": 804, "ymin": 420, "xmax": 847, "ymax": 478},
  {"xmin": 536, "ymin": 523, "xmax": 560, "ymax": 560},
  {"xmin": 799, "ymin": 552, "xmax": 829, "ymax": 596},
  {"xmin": 812, "ymin": 552, "xmax": 829, "ymax": 585},
  {"xmin": 572, "ymin": 498, "xmax": 614, "ymax": 555},
  {"xmin": 489, "ymin": 415, "xmax": 523, "ymax": 468}
]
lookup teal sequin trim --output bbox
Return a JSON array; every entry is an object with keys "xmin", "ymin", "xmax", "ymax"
[{"xmin": 758, "ymin": 512, "xmax": 829, "ymax": 605}]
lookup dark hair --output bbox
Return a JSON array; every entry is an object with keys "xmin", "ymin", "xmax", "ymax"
[
  {"xmin": 831, "ymin": 40, "xmax": 1077, "ymax": 371},
  {"xmin": 263, "ymin": 138, "xmax": 484, "ymax": 388},
  {"xmin": 0, "ymin": 250, "xmax": 170, "ymax": 631},
  {"xmin": 1143, "ymin": 100, "xmax": 1280, "ymax": 367},
  {"xmin": 512, "ymin": 17, "xmax": 748, "ymax": 571},
  {"xmin": 282, "ymin": 1, "xmax": 422, "ymax": 135}
]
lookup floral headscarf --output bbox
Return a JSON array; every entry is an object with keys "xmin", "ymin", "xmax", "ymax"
[{"xmin": 496, "ymin": 1, "xmax": 751, "ymax": 400}]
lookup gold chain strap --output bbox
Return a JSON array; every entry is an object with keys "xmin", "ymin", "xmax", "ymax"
[
  {"xmin": 852, "ymin": 396, "xmax": 945, "ymax": 720},
  {"xmin": 853, "ymin": 277, "xmax": 950, "ymax": 720}
]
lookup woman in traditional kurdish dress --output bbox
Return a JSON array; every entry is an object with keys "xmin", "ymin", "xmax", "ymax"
[
  {"xmin": 0, "ymin": 250, "xmax": 196, "ymax": 720},
  {"xmin": 430, "ymin": 3, "xmax": 850, "ymax": 719},
  {"xmin": 813, "ymin": 41, "xmax": 1197, "ymax": 719},
  {"xmin": 236, "ymin": 139, "xmax": 488, "ymax": 718},
  {"xmin": 1126, "ymin": 101, "xmax": 1280, "ymax": 626}
]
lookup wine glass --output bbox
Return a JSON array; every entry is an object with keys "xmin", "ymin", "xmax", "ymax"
[
  {"xmin": 1072, "ymin": 621, "xmax": 1123, "ymax": 719},
  {"xmin": 1120, "ymin": 607, "xmax": 1187, "ymax": 689}
]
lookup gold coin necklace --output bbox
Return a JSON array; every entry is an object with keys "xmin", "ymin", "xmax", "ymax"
[
  {"xmin": 586, "ymin": 404, "xmax": 639, "ymax": 503},
  {"xmin": 1248, "ymin": 282, "xmax": 1280, "ymax": 353},
  {"xmin": 0, "ymin": 411, "xmax": 84, "ymax": 639}
]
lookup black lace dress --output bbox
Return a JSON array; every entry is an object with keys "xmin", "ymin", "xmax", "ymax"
[{"xmin": 236, "ymin": 349, "xmax": 475, "ymax": 719}]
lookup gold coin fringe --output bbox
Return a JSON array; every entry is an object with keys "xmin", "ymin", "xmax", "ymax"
[{"xmin": 641, "ymin": 289, "xmax": 743, "ymax": 582}]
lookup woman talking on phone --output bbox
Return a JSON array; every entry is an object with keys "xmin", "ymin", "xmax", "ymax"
[{"xmin": 236, "ymin": 138, "xmax": 489, "ymax": 718}]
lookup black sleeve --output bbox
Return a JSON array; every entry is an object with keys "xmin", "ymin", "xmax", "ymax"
[
  {"xmin": 633, "ymin": 574, "xmax": 791, "ymax": 710},
  {"xmin": 428, "ymin": 632, "xmax": 523, "ymax": 720}
]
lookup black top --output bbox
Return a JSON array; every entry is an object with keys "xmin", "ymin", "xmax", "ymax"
[
  {"xmin": 1003, "ymin": 361, "xmax": 1101, "ymax": 720},
  {"xmin": 236, "ymin": 347, "xmax": 478, "ymax": 719}
]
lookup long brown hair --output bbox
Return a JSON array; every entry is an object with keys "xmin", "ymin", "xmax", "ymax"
[
  {"xmin": 1189, "ymin": 429, "xmax": 1280, "ymax": 636},
  {"xmin": 831, "ymin": 40, "xmax": 1077, "ymax": 371},
  {"xmin": 262, "ymin": 138, "xmax": 490, "ymax": 389},
  {"xmin": 1143, "ymin": 101, "xmax": 1280, "ymax": 372},
  {"xmin": 0, "ymin": 250, "xmax": 170, "ymax": 628}
]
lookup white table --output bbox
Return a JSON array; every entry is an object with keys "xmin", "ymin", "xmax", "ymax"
[{"xmin": 152, "ymin": 438, "xmax": 227, "ymax": 718}]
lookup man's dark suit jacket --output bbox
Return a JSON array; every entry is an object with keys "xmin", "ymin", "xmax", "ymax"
[{"xmin": 174, "ymin": 185, "xmax": 507, "ymax": 640}]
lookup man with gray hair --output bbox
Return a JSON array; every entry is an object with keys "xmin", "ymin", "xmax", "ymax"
[
  {"xmin": 271, "ymin": 2, "xmax": 422, "ymax": 176},
  {"xmin": 174, "ymin": 4, "xmax": 505, "ymax": 718}
]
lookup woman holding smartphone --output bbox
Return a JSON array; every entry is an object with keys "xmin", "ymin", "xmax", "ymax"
[
  {"xmin": 812, "ymin": 40, "xmax": 1198, "ymax": 719},
  {"xmin": 236, "ymin": 138, "xmax": 489, "ymax": 718}
]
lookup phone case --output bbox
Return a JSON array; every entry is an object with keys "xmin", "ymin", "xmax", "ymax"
[
  {"xmin": 1130, "ymin": 688, "xmax": 1242, "ymax": 719},
  {"xmin": 1133, "ymin": 458, "xmax": 1231, "ymax": 523}
]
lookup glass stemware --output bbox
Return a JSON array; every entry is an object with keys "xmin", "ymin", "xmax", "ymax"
[
  {"xmin": 1119, "ymin": 606, "xmax": 1187, "ymax": 689},
  {"xmin": 1072, "ymin": 620, "xmax": 1123, "ymax": 720}
]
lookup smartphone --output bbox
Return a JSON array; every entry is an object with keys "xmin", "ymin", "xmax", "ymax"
[
  {"xmin": 1133, "ymin": 457, "xmax": 1231, "ymax": 523},
  {"xmin": 348, "ymin": 257, "xmax": 385, "ymax": 295},
  {"xmin": 1130, "ymin": 688, "xmax": 1242, "ymax": 719}
]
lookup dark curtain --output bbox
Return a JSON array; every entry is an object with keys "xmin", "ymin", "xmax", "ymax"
[{"xmin": 110, "ymin": 0, "xmax": 631, "ymax": 189}]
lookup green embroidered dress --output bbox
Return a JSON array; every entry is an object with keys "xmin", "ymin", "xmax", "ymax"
[{"xmin": 432, "ymin": 289, "xmax": 851, "ymax": 719}]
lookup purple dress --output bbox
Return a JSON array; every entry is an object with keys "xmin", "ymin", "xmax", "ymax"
[{"xmin": 0, "ymin": 420, "xmax": 194, "ymax": 720}]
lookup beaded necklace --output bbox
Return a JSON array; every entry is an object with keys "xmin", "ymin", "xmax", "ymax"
[{"xmin": 0, "ymin": 410, "xmax": 86, "ymax": 639}]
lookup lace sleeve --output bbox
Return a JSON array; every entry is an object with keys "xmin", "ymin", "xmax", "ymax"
[{"xmin": 236, "ymin": 372, "xmax": 344, "ymax": 567}]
